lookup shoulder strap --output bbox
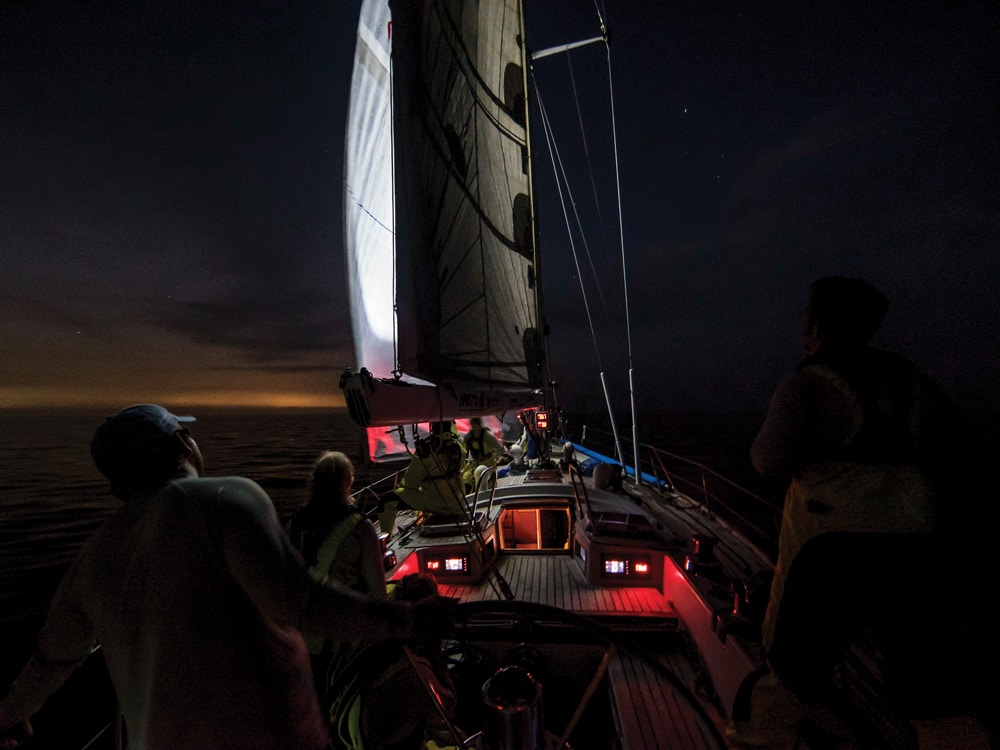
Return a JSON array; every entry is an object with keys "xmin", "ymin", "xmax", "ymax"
[
  {"xmin": 802, "ymin": 349, "xmax": 919, "ymax": 463},
  {"xmin": 313, "ymin": 510, "xmax": 364, "ymax": 579}
]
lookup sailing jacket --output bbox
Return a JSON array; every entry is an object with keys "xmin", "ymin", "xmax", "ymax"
[
  {"xmin": 752, "ymin": 345, "xmax": 943, "ymax": 651},
  {"xmin": 464, "ymin": 427, "xmax": 503, "ymax": 464},
  {"xmin": 394, "ymin": 433, "xmax": 469, "ymax": 515}
]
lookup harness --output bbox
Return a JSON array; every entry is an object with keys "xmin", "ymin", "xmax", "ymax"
[
  {"xmin": 465, "ymin": 430, "xmax": 491, "ymax": 461},
  {"xmin": 304, "ymin": 510, "xmax": 365, "ymax": 657},
  {"xmin": 798, "ymin": 347, "xmax": 919, "ymax": 465},
  {"xmin": 312, "ymin": 511, "xmax": 364, "ymax": 581},
  {"xmin": 417, "ymin": 434, "xmax": 465, "ymax": 480}
]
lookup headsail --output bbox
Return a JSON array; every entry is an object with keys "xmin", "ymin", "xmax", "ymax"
[
  {"xmin": 344, "ymin": 0, "xmax": 394, "ymax": 382},
  {"xmin": 342, "ymin": 0, "xmax": 545, "ymax": 433}
]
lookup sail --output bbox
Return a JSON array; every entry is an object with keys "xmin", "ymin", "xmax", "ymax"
[
  {"xmin": 344, "ymin": 0, "xmax": 395, "ymax": 382},
  {"xmin": 342, "ymin": 0, "xmax": 544, "ymax": 431}
]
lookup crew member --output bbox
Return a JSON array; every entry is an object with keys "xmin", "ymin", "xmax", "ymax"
[{"xmin": 377, "ymin": 422, "xmax": 469, "ymax": 538}]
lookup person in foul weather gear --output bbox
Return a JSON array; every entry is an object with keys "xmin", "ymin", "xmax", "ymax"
[
  {"xmin": 376, "ymin": 422, "xmax": 470, "ymax": 538},
  {"xmin": 730, "ymin": 277, "xmax": 963, "ymax": 748},
  {"xmin": 461, "ymin": 417, "xmax": 509, "ymax": 491},
  {"xmin": 287, "ymin": 451, "xmax": 387, "ymax": 701}
]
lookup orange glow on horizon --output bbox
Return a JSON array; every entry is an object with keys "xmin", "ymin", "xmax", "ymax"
[{"xmin": 0, "ymin": 387, "xmax": 346, "ymax": 411}]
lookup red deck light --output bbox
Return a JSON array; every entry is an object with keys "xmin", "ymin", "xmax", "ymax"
[
  {"xmin": 600, "ymin": 554, "xmax": 652, "ymax": 579},
  {"xmin": 423, "ymin": 553, "xmax": 470, "ymax": 576}
]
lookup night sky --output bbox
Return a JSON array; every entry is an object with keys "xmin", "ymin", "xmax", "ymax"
[{"xmin": 2, "ymin": 1, "xmax": 997, "ymax": 422}]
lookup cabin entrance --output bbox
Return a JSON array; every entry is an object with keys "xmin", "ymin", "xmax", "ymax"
[{"xmin": 498, "ymin": 506, "xmax": 571, "ymax": 551}]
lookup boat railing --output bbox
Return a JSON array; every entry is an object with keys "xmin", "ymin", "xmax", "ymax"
[
  {"xmin": 648, "ymin": 445, "xmax": 779, "ymax": 551},
  {"xmin": 577, "ymin": 426, "xmax": 781, "ymax": 557},
  {"xmin": 566, "ymin": 463, "xmax": 593, "ymax": 528},
  {"xmin": 471, "ymin": 464, "xmax": 500, "ymax": 518},
  {"xmin": 352, "ymin": 467, "xmax": 403, "ymax": 520}
]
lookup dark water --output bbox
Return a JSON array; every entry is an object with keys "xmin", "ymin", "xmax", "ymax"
[{"xmin": 0, "ymin": 407, "xmax": 781, "ymax": 689}]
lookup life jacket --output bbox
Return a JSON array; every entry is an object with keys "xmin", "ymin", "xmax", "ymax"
[
  {"xmin": 304, "ymin": 511, "xmax": 364, "ymax": 655},
  {"xmin": 416, "ymin": 433, "xmax": 465, "ymax": 480},
  {"xmin": 328, "ymin": 642, "xmax": 458, "ymax": 749},
  {"xmin": 762, "ymin": 348, "xmax": 936, "ymax": 654},
  {"xmin": 796, "ymin": 346, "xmax": 920, "ymax": 465},
  {"xmin": 312, "ymin": 510, "xmax": 364, "ymax": 581},
  {"xmin": 464, "ymin": 428, "xmax": 494, "ymax": 461}
]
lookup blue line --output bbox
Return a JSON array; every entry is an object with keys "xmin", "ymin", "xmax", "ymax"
[{"xmin": 571, "ymin": 443, "xmax": 666, "ymax": 488}]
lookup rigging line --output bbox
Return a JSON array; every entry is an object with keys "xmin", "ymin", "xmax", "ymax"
[
  {"xmin": 601, "ymin": 25, "xmax": 642, "ymax": 479},
  {"xmin": 550, "ymin": 137, "xmax": 613, "ymax": 330},
  {"xmin": 389, "ymin": 25, "xmax": 401, "ymax": 379},
  {"xmin": 561, "ymin": 54, "xmax": 614, "ymax": 327},
  {"xmin": 537, "ymin": 83, "xmax": 625, "ymax": 464},
  {"xmin": 533, "ymin": 79, "xmax": 610, "ymax": 331},
  {"xmin": 534, "ymin": 86, "xmax": 603, "ymax": 372},
  {"xmin": 564, "ymin": 50, "xmax": 609, "ymax": 252},
  {"xmin": 345, "ymin": 187, "xmax": 395, "ymax": 237}
]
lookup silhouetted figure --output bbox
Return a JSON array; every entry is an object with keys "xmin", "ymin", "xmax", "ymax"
[
  {"xmin": 737, "ymin": 277, "xmax": 985, "ymax": 747},
  {"xmin": 462, "ymin": 417, "xmax": 509, "ymax": 491},
  {"xmin": 0, "ymin": 404, "xmax": 411, "ymax": 750},
  {"xmin": 287, "ymin": 450, "xmax": 387, "ymax": 700}
]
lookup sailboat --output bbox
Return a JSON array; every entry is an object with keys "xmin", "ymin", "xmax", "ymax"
[{"xmin": 337, "ymin": 1, "xmax": 992, "ymax": 749}]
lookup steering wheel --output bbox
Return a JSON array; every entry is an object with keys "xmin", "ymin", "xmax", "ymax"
[{"xmin": 434, "ymin": 599, "xmax": 729, "ymax": 749}]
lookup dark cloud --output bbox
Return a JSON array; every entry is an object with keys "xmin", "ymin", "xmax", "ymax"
[
  {"xmin": 534, "ymin": 1, "xmax": 998, "ymax": 415},
  {"xmin": 2, "ymin": 0, "xmax": 997, "ymax": 414}
]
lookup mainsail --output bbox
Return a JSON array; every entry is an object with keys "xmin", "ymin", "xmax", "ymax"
[{"xmin": 342, "ymin": 0, "xmax": 545, "ymax": 433}]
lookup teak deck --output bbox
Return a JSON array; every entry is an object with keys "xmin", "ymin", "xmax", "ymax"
[
  {"xmin": 436, "ymin": 553, "xmax": 678, "ymax": 620},
  {"xmin": 608, "ymin": 651, "xmax": 722, "ymax": 750},
  {"xmin": 434, "ymin": 554, "xmax": 722, "ymax": 749}
]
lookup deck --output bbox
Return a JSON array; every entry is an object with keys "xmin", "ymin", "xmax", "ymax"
[
  {"xmin": 608, "ymin": 650, "xmax": 726, "ymax": 750},
  {"xmin": 436, "ymin": 554, "xmax": 677, "ymax": 621},
  {"xmin": 435, "ymin": 554, "xmax": 725, "ymax": 749}
]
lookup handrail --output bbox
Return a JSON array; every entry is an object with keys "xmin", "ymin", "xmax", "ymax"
[
  {"xmin": 471, "ymin": 464, "xmax": 500, "ymax": 519},
  {"xmin": 577, "ymin": 425, "xmax": 781, "ymax": 557},
  {"xmin": 567, "ymin": 463, "xmax": 592, "ymax": 528}
]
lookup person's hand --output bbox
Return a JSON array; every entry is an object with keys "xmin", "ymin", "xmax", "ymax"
[{"xmin": 0, "ymin": 718, "xmax": 32, "ymax": 749}]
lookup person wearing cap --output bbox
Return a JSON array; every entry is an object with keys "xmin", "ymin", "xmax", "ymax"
[{"xmin": 0, "ymin": 404, "xmax": 412, "ymax": 750}]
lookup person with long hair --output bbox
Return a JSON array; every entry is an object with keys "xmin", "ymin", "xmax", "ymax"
[{"xmin": 287, "ymin": 451, "xmax": 387, "ymax": 702}]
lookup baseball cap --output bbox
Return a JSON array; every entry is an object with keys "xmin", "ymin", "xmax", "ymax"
[{"xmin": 91, "ymin": 404, "xmax": 196, "ymax": 480}]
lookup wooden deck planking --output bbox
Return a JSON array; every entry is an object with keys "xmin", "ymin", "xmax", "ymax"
[
  {"xmin": 438, "ymin": 555, "xmax": 676, "ymax": 619},
  {"xmin": 608, "ymin": 652, "xmax": 720, "ymax": 750}
]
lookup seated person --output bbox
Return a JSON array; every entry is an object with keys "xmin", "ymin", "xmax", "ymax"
[
  {"xmin": 376, "ymin": 422, "xmax": 470, "ymax": 538},
  {"xmin": 461, "ymin": 417, "xmax": 509, "ymax": 491}
]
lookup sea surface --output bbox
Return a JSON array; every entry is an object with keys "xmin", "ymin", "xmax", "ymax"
[{"xmin": 0, "ymin": 406, "xmax": 782, "ymax": 688}]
